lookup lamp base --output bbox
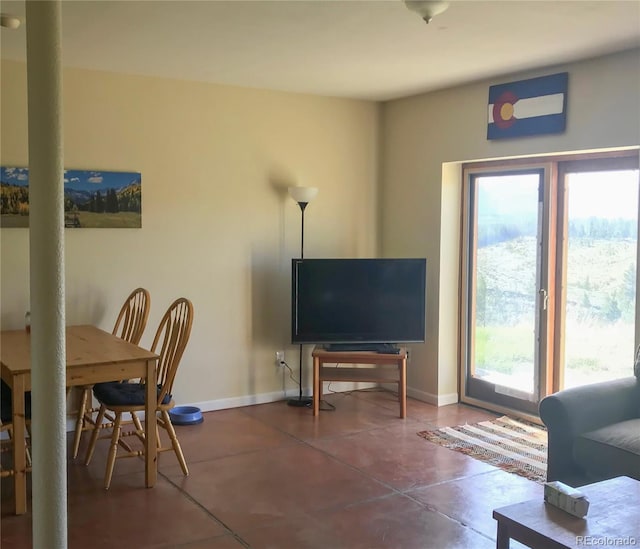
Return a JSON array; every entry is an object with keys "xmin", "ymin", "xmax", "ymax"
[{"xmin": 287, "ymin": 396, "xmax": 312, "ymax": 407}]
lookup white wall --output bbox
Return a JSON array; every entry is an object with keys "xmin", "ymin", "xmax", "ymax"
[
  {"xmin": 380, "ymin": 48, "xmax": 640, "ymax": 404},
  {"xmin": 0, "ymin": 61, "xmax": 380, "ymax": 410}
]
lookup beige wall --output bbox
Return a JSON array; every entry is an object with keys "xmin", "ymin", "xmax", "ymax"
[
  {"xmin": 0, "ymin": 61, "xmax": 380, "ymax": 410},
  {"xmin": 3, "ymin": 48, "xmax": 639, "ymax": 411},
  {"xmin": 380, "ymin": 48, "xmax": 640, "ymax": 404}
]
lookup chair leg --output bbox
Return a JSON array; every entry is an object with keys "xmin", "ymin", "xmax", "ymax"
[
  {"xmin": 130, "ymin": 411, "xmax": 144, "ymax": 437},
  {"xmin": 84, "ymin": 404, "xmax": 106, "ymax": 466},
  {"xmin": 25, "ymin": 423, "xmax": 32, "ymax": 468},
  {"xmin": 71, "ymin": 386, "xmax": 90, "ymax": 459},
  {"xmin": 161, "ymin": 410, "xmax": 188, "ymax": 476},
  {"xmin": 104, "ymin": 412, "xmax": 122, "ymax": 490}
]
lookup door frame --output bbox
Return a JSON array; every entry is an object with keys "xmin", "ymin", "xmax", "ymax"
[
  {"xmin": 458, "ymin": 149, "xmax": 640, "ymax": 419},
  {"xmin": 459, "ymin": 162, "xmax": 554, "ymax": 417}
]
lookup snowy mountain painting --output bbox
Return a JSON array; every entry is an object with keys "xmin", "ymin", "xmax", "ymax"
[{"xmin": 0, "ymin": 167, "xmax": 141, "ymax": 228}]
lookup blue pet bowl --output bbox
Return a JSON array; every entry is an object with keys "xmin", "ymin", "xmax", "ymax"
[{"xmin": 169, "ymin": 405, "xmax": 203, "ymax": 426}]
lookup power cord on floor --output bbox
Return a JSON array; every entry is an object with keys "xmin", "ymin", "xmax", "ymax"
[
  {"xmin": 280, "ymin": 360, "xmax": 300, "ymax": 387},
  {"xmin": 280, "ymin": 360, "xmax": 313, "ymax": 407},
  {"xmin": 280, "ymin": 361, "xmax": 392, "ymax": 411},
  {"xmin": 324, "ymin": 364, "xmax": 397, "ymax": 410}
]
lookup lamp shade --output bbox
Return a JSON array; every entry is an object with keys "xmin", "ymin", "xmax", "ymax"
[{"xmin": 288, "ymin": 186, "xmax": 318, "ymax": 204}]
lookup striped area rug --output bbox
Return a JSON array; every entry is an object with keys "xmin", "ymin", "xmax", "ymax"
[{"xmin": 417, "ymin": 415, "xmax": 547, "ymax": 483}]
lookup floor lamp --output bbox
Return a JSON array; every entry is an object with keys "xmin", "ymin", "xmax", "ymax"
[{"xmin": 287, "ymin": 186, "xmax": 318, "ymax": 407}]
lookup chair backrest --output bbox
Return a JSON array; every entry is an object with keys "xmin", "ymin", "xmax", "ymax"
[
  {"xmin": 112, "ymin": 288, "xmax": 151, "ymax": 345},
  {"xmin": 150, "ymin": 298, "xmax": 194, "ymax": 404}
]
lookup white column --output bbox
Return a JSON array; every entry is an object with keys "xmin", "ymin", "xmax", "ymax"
[{"xmin": 25, "ymin": 1, "xmax": 67, "ymax": 547}]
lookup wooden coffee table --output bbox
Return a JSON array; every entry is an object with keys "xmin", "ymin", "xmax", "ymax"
[{"xmin": 493, "ymin": 476, "xmax": 640, "ymax": 548}]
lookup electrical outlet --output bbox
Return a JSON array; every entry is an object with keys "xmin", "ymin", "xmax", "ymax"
[{"xmin": 275, "ymin": 351, "xmax": 285, "ymax": 366}]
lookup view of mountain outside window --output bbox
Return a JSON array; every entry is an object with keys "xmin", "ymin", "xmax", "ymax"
[
  {"xmin": 562, "ymin": 170, "xmax": 638, "ymax": 388},
  {"xmin": 472, "ymin": 168, "xmax": 639, "ymax": 395},
  {"xmin": 473, "ymin": 173, "xmax": 540, "ymax": 395}
]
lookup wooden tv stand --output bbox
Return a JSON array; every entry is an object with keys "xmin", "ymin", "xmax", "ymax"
[{"xmin": 311, "ymin": 346, "xmax": 407, "ymax": 418}]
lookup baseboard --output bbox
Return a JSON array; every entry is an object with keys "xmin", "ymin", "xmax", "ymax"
[
  {"xmin": 407, "ymin": 386, "xmax": 459, "ymax": 407},
  {"xmin": 190, "ymin": 382, "xmax": 377, "ymax": 411},
  {"xmin": 54, "ymin": 385, "xmax": 459, "ymax": 433},
  {"xmin": 188, "ymin": 389, "xmax": 300, "ymax": 412},
  {"xmin": 437, "ymin": 391, "xmax": 460, "ymax": 406},
  {"xmin": 1, "ymin": 418, "xmax": 81, "ymax": 437}
]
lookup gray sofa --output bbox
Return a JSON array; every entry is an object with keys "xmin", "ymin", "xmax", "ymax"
[{"xmin": 539, "ymin": 376, "xmax": 640, "ymax": 487}]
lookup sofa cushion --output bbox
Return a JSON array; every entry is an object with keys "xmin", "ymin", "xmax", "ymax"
[{"xmin": 573, "ymin": 419, "xmax": 640, "ymax": 482}]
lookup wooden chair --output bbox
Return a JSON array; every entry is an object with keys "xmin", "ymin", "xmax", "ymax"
[
  {"xmin": 71, "ymin": 287, "xmax": 150, "ymax": 459},
  {"xmin": 84, "ymin": 297, "xmax": 194, "ymax": 489},
  {"xmin": 0, "ymin": 381, "xmax": 32, "ymax": 478}
]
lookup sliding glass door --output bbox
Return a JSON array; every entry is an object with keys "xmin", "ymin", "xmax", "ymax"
[
  {"xmin": 557, "ymin": 160, "xmax": 639, "ymax": 389},
  {"xmin": 461, "ymin": 153, "xmax": 639, "ymax": 416},
  {"xmin": 462, "ymin": 169, "xmax": 549, "ymax": 415}
]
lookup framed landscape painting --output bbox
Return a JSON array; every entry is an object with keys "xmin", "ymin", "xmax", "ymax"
[{"xmin": 0, "ymin": 167, "xmax": 142, "ymax": 228}]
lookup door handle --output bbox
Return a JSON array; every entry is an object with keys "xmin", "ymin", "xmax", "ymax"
[{"xmin": 539, "ymin": 288, "xmax": 549, "ymax": 311}]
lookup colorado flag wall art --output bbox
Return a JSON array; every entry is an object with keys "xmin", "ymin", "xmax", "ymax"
[{"xmin": 487, "ymin": 72, "xmax": 568, "ymax": 140}]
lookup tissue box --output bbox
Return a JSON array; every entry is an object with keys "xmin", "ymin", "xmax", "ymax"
[{"xmin": 544, "ymin": 481, "xmax": 590, "ymax": 518}]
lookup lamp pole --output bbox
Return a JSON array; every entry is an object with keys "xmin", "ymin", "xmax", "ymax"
[
  {"xmin": 299, "ymin": 202, "xmax": 307, "ymax": 259},
  {"xmin": 287, "ymin": 187, "xmax": 317, "ymax": 408}
]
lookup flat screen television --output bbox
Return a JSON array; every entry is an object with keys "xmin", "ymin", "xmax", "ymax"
[{"xmin": 291, "ymin": 258, "xmax": 426, "ymax": 351}]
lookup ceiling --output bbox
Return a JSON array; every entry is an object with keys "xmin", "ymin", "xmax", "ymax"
[{"xmin": 1, "ymin": 0, "xmax": 639, "ymax": 101}]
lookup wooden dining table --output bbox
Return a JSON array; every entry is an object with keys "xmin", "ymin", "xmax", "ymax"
[{"xmin": 0, "ymin": 324, "xmax": 160, "ymax": 515}]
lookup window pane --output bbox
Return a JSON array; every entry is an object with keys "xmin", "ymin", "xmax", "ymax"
[
  {"xmin": 472, "ymin": 173, "xmax": 541, "ymax": 395},
  {"xmin": 563, "ymin": 169, "xmax": 639, "ymax": 388}
]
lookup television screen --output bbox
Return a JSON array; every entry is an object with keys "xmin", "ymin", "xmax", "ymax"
[{"xmin": 291, "ymin": 258, "xmax": 426, "ymax": 346}]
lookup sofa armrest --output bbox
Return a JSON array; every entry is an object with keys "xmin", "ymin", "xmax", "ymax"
[
  {"xmin": 540, "ymin": 377, "xmax": 639, "ymax": 435},
  {"xmin": 539, "ymin": 376, "xmax": 639, "ymax": 483}
]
